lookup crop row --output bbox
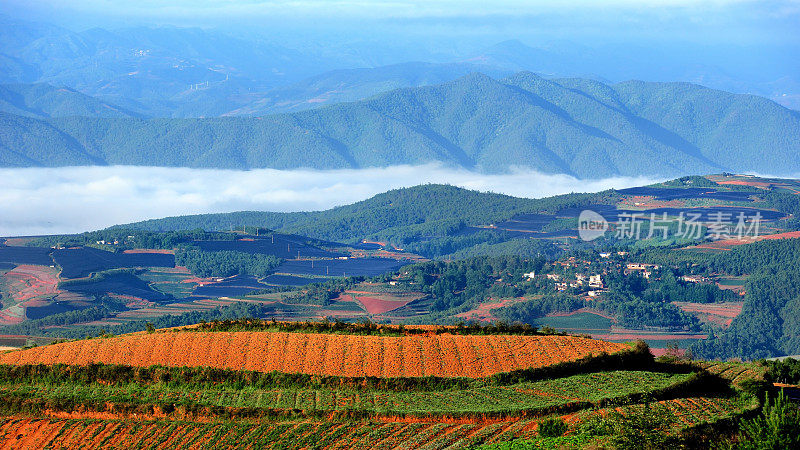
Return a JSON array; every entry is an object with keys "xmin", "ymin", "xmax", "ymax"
[
  {"xmin": 0, "ymin": 371, "xmax": 690, "ymax": 417},
  {"xmin": 0, "ymin": 417, "xmax": 540, "ymax": 449},
  {"xmin": 583, "ymin": 395, "xmax": 757, "ymax": 430},
  {"xmin": 695, "ymin": 361, "xmax": 766, "ymax": 386},
  {"xmin": 0, "ymin": 331, "xmax": 628, "ymax": 378}
]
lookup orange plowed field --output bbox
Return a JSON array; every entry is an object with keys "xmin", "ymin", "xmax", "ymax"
[{"xmin": 0, "ymin": 332, "xmax": 627, "ymax": 378}]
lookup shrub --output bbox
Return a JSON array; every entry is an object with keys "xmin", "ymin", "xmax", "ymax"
[
  {"xmin": 610, "ymin": 401, "xmax": 679, "ymax": 450},
  {"xmin": 538, "ymin": 417, "xmax": 568, "ymax": 437},
  {"xmin": 720, "ymin": 390, "xmax": 800, "ymax": 450}
]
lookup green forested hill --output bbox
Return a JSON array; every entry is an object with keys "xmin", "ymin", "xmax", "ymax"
[
  {"xmin": 123, "ymin": 184, "xmax": 594, "ymax": 236},
  {"xmin": 0, "ymin": 83, "xmax": 138, "ymax": 118},
  {"xmin": 119, "ymin": 184, "xmax": 604, "ymax": 256},
  {"xmin": 2, "ymin": 73, "xmax": 799, "ymax": 177}
]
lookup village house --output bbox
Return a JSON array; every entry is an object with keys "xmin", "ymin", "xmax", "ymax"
[{"xmin": 682, "ymin": 275, "xmax": 710, "ymax": 283}]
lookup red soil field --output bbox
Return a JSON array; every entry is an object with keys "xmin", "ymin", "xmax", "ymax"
[
  {"xmin": 547, "ymin": 307, "xmax": 616, "ymax": 322},
  {"xmin": 687, "ymin": 230, "xmax": 800, "ymax": 251},
  {"xmin": 591, "ymin": 331, "xmax": 707, "ymax": 341},
  {"xmin": 619, "ymin": 195, "xmax": 685, "ymax": 209},
  {"xmin": 456, "ymin": 298, "xmax": 524, "ymax": 322},
  {"xmin": 341, "ymin": 290, "xmax": 427, "ymax": 315},
  {"xmin": 0, "ymin": 312, "xmax": 23, "ymax": 325},
  {"xmin": 0, "ymin": 264, "xmax": 60, "ymax": 304},
  {"xmin": 355, "ymin": 296, "xmax": 413, "ymax": 314},
  {"xmin": 673, "ymin": 301, "xmax": 744, "ymax": 327},
  {"xmin": 0, "ymin": 237, "xmax": 34, "ymax": 246},
  {"xmin": 650, "ymin": 347, "xmax": 686, "ymax": 358},
  {"xmin": 122, "ymin": 249, "xmax": 175, "ymax": 254},
  {"xmin": 758, "ymin": 230, "xmax": 800, "ymax": 240},
  {"xmin": 0, "ymin": 331, "xmax": 629, "ymax": 378},
  {"xmin": 716, "ymin": 180, "xmax": 772, "ymax": 189}
]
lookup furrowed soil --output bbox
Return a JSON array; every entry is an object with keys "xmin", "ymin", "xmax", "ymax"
[{"xmin": 0, "ymin": 331, "xmax": 628, "ymax": 378}]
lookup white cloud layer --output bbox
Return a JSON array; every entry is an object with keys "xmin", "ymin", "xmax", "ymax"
[{"xmin": 0, "ymin": 165, "xmax": 665, "ymax": 236}]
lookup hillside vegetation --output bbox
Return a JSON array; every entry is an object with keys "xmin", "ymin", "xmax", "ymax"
[
  {"xmin": 2, "ymin": 74, "xmax": 799, "ymax": 177},
  {"xmin": 122, "ymin": 184, "xmax": 602, "ymax": 244}
]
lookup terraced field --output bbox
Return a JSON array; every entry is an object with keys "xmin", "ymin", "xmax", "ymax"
[{"xmin": 0, "ymin": 324, "xmax": 766, "ymax": 448}]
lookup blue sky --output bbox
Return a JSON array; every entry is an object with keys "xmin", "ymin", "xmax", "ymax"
[{"xmin": 3, "ymin": 0, "xmax": 798, "ymax": 45}]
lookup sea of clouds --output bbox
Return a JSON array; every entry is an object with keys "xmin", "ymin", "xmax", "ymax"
[{"xmin": 0, "ymin": 165, "xmax": 666, "ymax": 236}]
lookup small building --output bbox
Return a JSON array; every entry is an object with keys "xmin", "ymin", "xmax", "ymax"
[
  {"xmin": 625, "ymin": 263, "xmax": 660, "ymax": 276},
  {"xmin": 682, "ymin": 275, "xmax": 709, "ymax": 284},
  {"xmin": 523, "ymin": 271, "xmax": 536, "ymax": 279}
]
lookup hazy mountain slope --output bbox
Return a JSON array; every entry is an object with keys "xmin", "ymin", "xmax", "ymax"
[
  {"xmin": 0, "ymin": 17, "xmax": 342, "ymax": 116},
  {"xmin": 470, "ymin": 39, "xmax": 800, "ymax": 111},
  {"xmin": 0, "ymin": 112, "xmax": 102, "ymax": 166},
  {"xmin": 1, "ymin": 74, "xmax": 798, "ymax": 176},
  {"xmin": 612, "ymin": 81, "xmax": 800, "ymax": 174},
  {"xmin": 0, "ymin": 83, "xmax": 138, "ymax": 118},
  {"xmin": 226, "ymin": 62, "xmax": 512, "ymax": 116}
]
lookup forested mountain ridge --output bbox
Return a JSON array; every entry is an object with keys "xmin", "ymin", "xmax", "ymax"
[
  {"xmin": 0, "ymin": 83, "xmax": 139, "ymax": 118},
  {"xmin": 2, "ymin": 73, "xmax": 799, "ymax": 177},
  {"xmin": 119, "ymin": 183, "xmax": 604, "ymax": 241}
]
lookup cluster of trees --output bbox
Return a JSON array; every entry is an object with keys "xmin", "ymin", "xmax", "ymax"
[
  {"xmin": 633, "ymin": 238, "xmax": 800, "ymax": 277},
  {"xmin": 400, "ymin": 255, "xmax": 550, "ymax": 313},
  {"xmin": 598, "ymin": 270, "xmax": 735, "ymax": 331},
  {"xmin": 493, "ymin": 295, "xmax": 585, "ymax": 323},
  {"xmin": 3, "ymin": 301, "xmax": 281, "ymax": 340},
  {"xmin": 693, "ymin": 264, "xmax": 800, "ymax": 359},
  {"xmin": 29, "ymin": 229, "xmax": 234, "ymax": 251},
  {"xmin": 175, "ymin": 247, "xmax": 282, "ymax": 278},
  {"xmin": 765, "ymin": 191, "xmax": 800, "ymax": 229},
  {"xmin": 1, "ymin": 306, "xmax": 112, "ymax": 336},
  {"xmin": 124, "ymin": 184, "xmax": 611, "ymax": 259},
  {"xmin": 277, "ymin": 277, "xmax": 364, "ymax": 305},
  {"xmin": 764, "ymin": 358, "xmax": 800, "ymax": 384},
  {"xmin": 668, "ymin": 239, "xmax": 800, "ymax": 359}
]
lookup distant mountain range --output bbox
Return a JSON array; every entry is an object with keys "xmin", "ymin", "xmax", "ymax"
[
  {"xmin": 2, "ymin": 15, "xmax": 798, "ymax": 118},
  {"xmin": 0, "ymin": 83, "xmax": 140, "ymax": 118},
  {"xmin": 2, "ymin": 72, "xmax": 798, "ymax": 177}
]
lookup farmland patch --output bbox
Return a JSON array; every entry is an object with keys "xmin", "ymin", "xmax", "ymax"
[
  {"xmin": 276, "ymin": 258, "xmax": 406, "ymax": 278},
  {"xmin": 53, "ymin": 247, "xmax": 174, "ymax": 278},
  {"xmin": 673, "ymin": 301, "xmax": 744, "ymax": 327},
  {"xmin": 0, "ymin": 245, "xmax": 53, "ymax": 265}
]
